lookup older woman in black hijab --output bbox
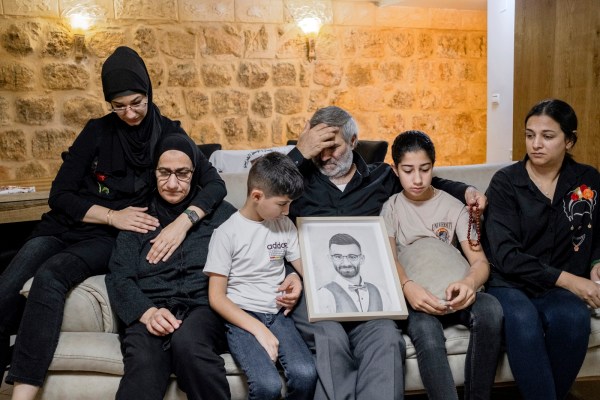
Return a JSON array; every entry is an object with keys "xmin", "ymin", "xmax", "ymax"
[
  {"xmin": 106, "ymin": 133, "xmax": 235, "ymax": 400},
  {"xmin": 0, "ymin": 47, "xmax": 225, "ymax": 399}
]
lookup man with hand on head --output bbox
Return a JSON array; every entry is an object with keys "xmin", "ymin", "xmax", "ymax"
[{"xmin": 286, "ymin": 106, "xmax": 486, "ymax": 400}]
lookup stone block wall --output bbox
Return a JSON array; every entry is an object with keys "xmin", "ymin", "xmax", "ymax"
[{"xmin": 0, "ymin": 0, "xmax": 486, "ymax": 182}]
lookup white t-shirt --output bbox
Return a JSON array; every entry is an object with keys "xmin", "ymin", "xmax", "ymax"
[
  {"xmin": 204, "ymin": 211, "xmax": 301, "ymax": 314},
  {"xmin": 381, "ymin": 188, "xmax": 471, "ymax": 255}
]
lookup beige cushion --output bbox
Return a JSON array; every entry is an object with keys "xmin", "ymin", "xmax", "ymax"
[
  {"xmin": 49, "ymin": 332, "xmax": 124, "ymax": 375},
  {"xmin": 21, "ymin": 275, "xmax": 118, "ymax": 333},
  {"xmin": 220, "ymin": 172, "xmax": 250, "ymax": 209},
  {"xmin": 397, "ymin": 237, "xmax": 470, "ymax": 300}
]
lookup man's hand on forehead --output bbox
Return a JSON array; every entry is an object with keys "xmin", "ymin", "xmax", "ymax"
[{"xmin": 297, "ymin": 121, "xmax": 338, "ymax": 159}]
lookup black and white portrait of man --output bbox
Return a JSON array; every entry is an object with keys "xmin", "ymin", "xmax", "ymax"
[{"xmin": 316, "ymin": 233, "xmax": 392, "ymax": 313}]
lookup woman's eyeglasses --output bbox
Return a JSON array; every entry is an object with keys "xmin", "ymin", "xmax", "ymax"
[
  {"xmin": 111, "ymin": 102, "xmax": 148, "ymax": 115},
  {"xmin": 155, "ymin": 168, "xmax": 194, "ymax": 182}
]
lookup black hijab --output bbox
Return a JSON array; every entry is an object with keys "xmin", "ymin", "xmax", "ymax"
[
  {"xmin": 100, "ymin": 46, "xmax": 162, "ymax": 172},
  {"xmin": 151, "ymin": 133, "xmax": 201, "ymax": 226}
]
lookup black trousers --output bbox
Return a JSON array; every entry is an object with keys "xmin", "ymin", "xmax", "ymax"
[{"xmin": 117, "ymin": 305, "xmax": 230, "ymax": 400}]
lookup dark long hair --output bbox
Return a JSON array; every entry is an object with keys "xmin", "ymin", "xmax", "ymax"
[
  {"xmin": 525, "ymin": 99, "xmax": 578, "ymax": 148},
  {"xmin": 391, "ymin": 130, "xmax": 436, "ymax": 166}
]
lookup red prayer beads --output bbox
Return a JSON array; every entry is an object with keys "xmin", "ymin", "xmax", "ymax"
[{"xmin": 467, "ymin": 204, "xmax": 481, "ymax": 248}]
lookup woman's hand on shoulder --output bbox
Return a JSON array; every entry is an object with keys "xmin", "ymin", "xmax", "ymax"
[
  {"xmin": 147, "ymin": 210, "xmax": 203, "ymax": 264},
  {"xmin": 403, "ymin": 281, "xmax": 449, "ymax": 315},
  {"xmin": 112, "ymin": 206, "xmax": 159, "ymax": 233}
]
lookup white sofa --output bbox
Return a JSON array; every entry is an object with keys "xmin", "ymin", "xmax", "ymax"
[{"xmin": 18, "ymin": 162, "xmax": 600, "ymax": 399}]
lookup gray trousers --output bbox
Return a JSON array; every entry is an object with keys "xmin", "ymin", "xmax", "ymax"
[{"xmin": 292, "ymin": 293, "xmax": 406, "ymax": 400}]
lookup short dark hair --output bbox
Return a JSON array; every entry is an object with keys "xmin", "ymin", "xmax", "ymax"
[
  {"xmin": 247, "ymin": 152, "xmax": 304, "ymax": 199},
  {"xmin": 328, "ymin": 233, "xmax": 361, "ymax": 252},
  {"xmin": 310, "ymin": 106, "xmax": 358, "ymax": 144},
  {"xmin": 391, "ymin": 130, "xmax": 436, "ymax": 166},
  {"xmin": 525, "ymin": 98, "xmax": 578, "ymax": 148}
]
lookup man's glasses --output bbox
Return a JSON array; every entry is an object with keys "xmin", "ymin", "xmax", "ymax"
[
  {"xmin": 111, "ymin": 102, "xmax": 148, "ymax": 115},
  {"xmin": 330, "ymin": 254, "xmax": 361, "ymax": 263},
  {"xmin": 155, "ymin": 168, "xmax": 194, "ymax": 182}
]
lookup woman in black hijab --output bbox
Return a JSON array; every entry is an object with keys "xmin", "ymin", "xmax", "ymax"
[
  {"xmin": 106, "ymin": 133, "xmax": 235, "ymax": 400},
  {"xmin": 0, "ymin": 47, "xmax": 225, "ymax": 398}
]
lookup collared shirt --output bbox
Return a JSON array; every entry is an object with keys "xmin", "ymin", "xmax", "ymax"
[
  {"xmin": 287, "ymin": 147, "xmax": 468, "ymax": 222},
  {"xmin": 317, "ymin": 274, "xmax": 390, "ymax": 313},
  {"xmin": 483, "ymin": 156, "xmax": 600, "ymax": 296}
]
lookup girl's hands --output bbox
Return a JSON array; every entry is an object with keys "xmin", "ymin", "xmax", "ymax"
[
  {"xmin": 445, "ymin": 279, "xmax": 477, "ymax": 311},
  {"xmin": 403, "ymin": 281, "xmax": 449, "ymax": 315}
]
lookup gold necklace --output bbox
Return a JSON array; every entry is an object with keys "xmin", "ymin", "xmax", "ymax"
[{"xmin": 527, "ymin": 163, "xmax": 559, "ymax": 197}]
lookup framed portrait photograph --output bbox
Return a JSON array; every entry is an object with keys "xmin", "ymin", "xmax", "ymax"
[{"xmin": 297, "ymin": 216, "xmax": 408, "ymax": 322}]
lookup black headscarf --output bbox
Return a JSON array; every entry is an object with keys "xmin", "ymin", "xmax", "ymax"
[
  {"xmin": 151, "ymin": 133, "xmax": 201, "ymax": 226},
  {"xmin": 99, "ymin": 46, "xmax": 162, "ymax": 174}
]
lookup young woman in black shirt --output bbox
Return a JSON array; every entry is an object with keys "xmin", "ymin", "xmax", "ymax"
[{"xmin": 484, "ymin": 99, "xmax": 600, "ymax": 400}]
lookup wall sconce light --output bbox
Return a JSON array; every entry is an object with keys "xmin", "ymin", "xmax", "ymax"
[
  {"xmin": 286, "ymin": 0, "xmax": 332, "ymax": 62},
  {"xmin": 297, "ymin": 17, "xmax": 322, "ymax": 62},
  {"xmin": 62, "ymin": 1, "xmax": 105, "ymax": 60},
  {"xmin": 69, "ymin": 13, "xmax": 90, "ymax": 59},
  {"xmin": 73, "ymin": 31, "xmax": 85, "ymax": 59}
]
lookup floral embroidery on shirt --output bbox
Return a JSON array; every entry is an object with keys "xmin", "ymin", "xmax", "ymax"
[
  {"xmin": 95, "ymin": 172, "xmax": 110, "ymax": 195},
  {"xmin": 570, "ymin": 184, "xmax": 594, "ymax": 201},
  {"xmin": 95, "ymin": 172, "xmax": 107, "ymax": 182},
  {"xmin": 563, "ymin": 184, "xmax": 596, "ymax": 251}
]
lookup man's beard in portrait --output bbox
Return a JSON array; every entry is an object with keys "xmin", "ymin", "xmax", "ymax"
[
  {"xmin": 314, "ymin": 148, "xmax": 353, "ymax": 179},
  {"xmin": 335, "ymin": 263, "xmax": 360, "ymax": 278}
]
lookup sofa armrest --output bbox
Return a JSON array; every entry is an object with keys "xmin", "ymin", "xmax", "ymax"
[{"xmin": 21, "ymin": 274, "xmax": 118, "ymax": 333}]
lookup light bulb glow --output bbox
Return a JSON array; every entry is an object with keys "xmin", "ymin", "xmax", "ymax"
[
  {"xmin": 297, "ymin": 17, "xmax": 322, "ymax": 35},
  {"xmin": 69, "ymin": 13, "xmax": 91, "ymax": 31}
]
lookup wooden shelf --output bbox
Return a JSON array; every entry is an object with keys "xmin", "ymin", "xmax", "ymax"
[{"xmin": 0, "ymin": 178, "xmax": 52, "ymax": 223}]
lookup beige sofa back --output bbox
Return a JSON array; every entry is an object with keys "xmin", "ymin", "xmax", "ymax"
[{"xmin": 220, "ymin": 161, "xmax": 514, "ymax": 210}]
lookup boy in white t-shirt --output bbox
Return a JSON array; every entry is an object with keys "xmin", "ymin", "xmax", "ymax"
[
  {"xmin": 204, "ymin": 152, "xmax": 316, "ymax": 400},
  {"xmin": 381, "ymin": 130, "xmax": 503, "ymax": 400}
]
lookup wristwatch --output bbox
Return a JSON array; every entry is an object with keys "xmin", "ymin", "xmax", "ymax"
[{"xmin": 183, "ymin": 209, "xmax": 200, "ymax": 225}]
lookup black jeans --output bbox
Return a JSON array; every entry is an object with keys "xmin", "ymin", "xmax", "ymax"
[
  {"xmin": 117, "ymin": 305, "xmax": 230, "ymax": 400},
  {"xmin": 1, "ymin": 236, "xmax": 109, "ymax": 386},
  {"xmin": 405, "ymin": 292, "xmax": 503, "ymax": 400}
]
